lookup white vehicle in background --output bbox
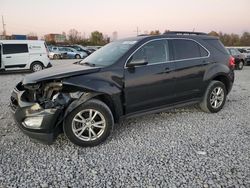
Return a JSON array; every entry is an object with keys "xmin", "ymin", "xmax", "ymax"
[{"xmin": 0, "ymin": 40, "xmax": 51, "ymax": 72}]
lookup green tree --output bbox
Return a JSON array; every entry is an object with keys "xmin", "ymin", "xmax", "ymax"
[
  {"xmin": 208, "ymin": 31, "xmax": 219, "ymax": 37},
  {"xmin": 89, "ymin": 31, "xmax": 105, "ymax": 45},
  {"xmin": 149, "ymin": 30, "xmax": 161, "ymax": 35},
  {"xmin": 240, "ymin": 32, "xmax": 250, "ymax": 46}
]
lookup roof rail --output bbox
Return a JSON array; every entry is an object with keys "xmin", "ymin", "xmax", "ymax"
[{"xmin": 164, "ymin": 31, "xmax": 208, "ymax": 36}]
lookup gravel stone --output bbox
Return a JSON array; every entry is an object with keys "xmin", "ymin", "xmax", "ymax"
[{"xmin": 0, "ymin": 61, "xmax": 250, "ymax": 187}]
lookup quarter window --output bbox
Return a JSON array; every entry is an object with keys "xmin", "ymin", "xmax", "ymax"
[
  {"xmin": 172, "ymin": 39, "xmax": 208, "ymax": 60},
  {"xmin": 3, "ymin": 44, "xmax": 28, "ymax": 54},
  {"xmin": 129, "ymin": 40, "xmax": 168, "ymax": 65}
]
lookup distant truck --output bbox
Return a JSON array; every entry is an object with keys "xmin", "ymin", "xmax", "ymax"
[
  {"xmin": 0, "ymin": 40, "xmax": 52, "ymax": 72},
  {"xmin": 11, "ymin": 35, "xmax": 27, "ymax": 40}
]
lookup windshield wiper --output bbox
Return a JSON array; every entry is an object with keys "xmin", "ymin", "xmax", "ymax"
[{"xmin": 79, "ymin": 62, "xmax": 96, "ymax": 67}]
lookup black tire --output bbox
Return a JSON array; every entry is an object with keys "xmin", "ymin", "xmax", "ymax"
[
  {"xmin": 53, "ymin": 54, "xmax": 59, "ymax": 59},
  {"xmin": 75, "ymin": 54, "xmax": 81, "ymax": 59},
  {"xmin": 30, "ymin": 62, "xmax": 43, "ymax": 72},
  {"xmin": 237, "ymin": 61, "xmax": 244, "ymax": 70},
  {"xmin": 199, "ymin": 81, "xmax": 227, "ymax": 113},
  {"xmin": 63, "ymin": 99, "xmax": 114, "ymax": 147}
]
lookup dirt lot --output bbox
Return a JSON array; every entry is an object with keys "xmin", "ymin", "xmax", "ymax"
[{"xmin": 0, "ymin": 61, "xmax": 250, "ymax": 187}]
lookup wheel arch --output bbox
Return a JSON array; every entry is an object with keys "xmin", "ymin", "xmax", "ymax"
[
  {"xmin": 203, "ymin": 63, "xmax": 232, "ymax": 94},
  {"xmin": 212, "ymin": 75, "xmax": 231, "ymax": 94},
  {"xmin": 30, "ymin": 61, "xmax": 44, "ymax": 68},
  {"xmin": 63, "ymin": 92, "xmax": 123, "ymax": 124}
]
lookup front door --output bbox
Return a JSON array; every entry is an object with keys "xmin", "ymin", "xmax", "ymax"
[
  {"xmin": 124, "ymin": 39, "xmax": 176, "ymax": 114},
  {"xmin": 2, "ymin": 43, "xmax": 29, "ymax": 69}
]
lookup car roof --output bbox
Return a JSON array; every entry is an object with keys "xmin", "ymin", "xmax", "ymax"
[
  {"xmin": 118, "ymin": 33, "xmax": 218, "ymax": 43},
  {"xmin": 0, "ymin": 40, "xmax": 45, "ymax": 44}
]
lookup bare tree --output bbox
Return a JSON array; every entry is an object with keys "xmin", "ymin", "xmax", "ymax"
[{"xmin": 68, "ymin": 29, "xmax": 82, "ymax": 44}]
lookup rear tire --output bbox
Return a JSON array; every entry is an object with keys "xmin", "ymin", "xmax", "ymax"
[
  {"xmin": 53, "ymin": 54, "xmax": 59, "ymax": 59},
  {"xmin": 30, "ymin": 62, "xmax": 43, "ymax": 72},
  {"xmin": 199, "ymin": 81, "xmax": 227, "ymax": 113},
  {"xmin": 63, "ymin": 99, "xmax": 114, "ymax": 147}
]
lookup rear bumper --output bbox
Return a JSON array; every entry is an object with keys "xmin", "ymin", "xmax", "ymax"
[{"xmin": 10, "ymin": 86, "xmax": 62, "ymax": 144}]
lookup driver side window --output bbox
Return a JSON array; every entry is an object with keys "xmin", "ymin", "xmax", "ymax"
[{"xmin": 129, "ymin": 40, "xmax": 169, "ymax": 65}]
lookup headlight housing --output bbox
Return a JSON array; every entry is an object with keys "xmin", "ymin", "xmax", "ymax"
[{"xmin": 23, "ymin": 116, "xmax": 43, "ymax": 129}]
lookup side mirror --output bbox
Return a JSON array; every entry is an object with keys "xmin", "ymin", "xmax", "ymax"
[{"xmin": 127, "ymin": 59, "xmax": 148, "ymax": 68}]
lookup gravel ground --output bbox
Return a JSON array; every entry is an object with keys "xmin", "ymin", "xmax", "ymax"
[{"xmin": 0, "ymin": 61, "xmax": 250, "ymax": 187}]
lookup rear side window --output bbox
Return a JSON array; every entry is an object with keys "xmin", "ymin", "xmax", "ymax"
[
  {"xmin": 3, "ymin": 44, "xmax": 28, "ymax": 54},
  {"xmin": 204, "ymin": 39, "xmax": 228, "ymax": 55},
  {"xmin": 172, "ymin": 39, "xmax": 208, "ymax": 60},
  {"xmin": 130, "ymin": 40, "xmax": 169, "ymax": 65}
]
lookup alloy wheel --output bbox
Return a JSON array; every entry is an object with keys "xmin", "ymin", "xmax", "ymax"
[
  {"xmin": 32, "ymin": 64, "xmax": 43, "ymax": 72},
  {"xmin": 72, "ymin": 109, "xmax": 106, "ymax": 141},
  {"xmin": 210, "ymin": 86, "xmax": 224, "ymax": 109}
]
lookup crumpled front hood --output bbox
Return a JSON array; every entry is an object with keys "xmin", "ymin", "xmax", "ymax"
[{"xmin": 22, "ymin": 62, "xmax": 101, "ymax": 85}]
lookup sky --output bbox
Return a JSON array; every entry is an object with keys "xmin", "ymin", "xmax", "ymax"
[{"xmin": 1, "ymin": 0, "xmax": 250, "ymax": 39}]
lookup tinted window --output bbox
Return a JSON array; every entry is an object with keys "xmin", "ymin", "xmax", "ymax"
[
  {"xmin": 130, "ymin": 40, "xmax": 168, "ymax": 65},
  {"xmin": 200, "ymin": 46, "xmax": 209, "ymax": 57},
  {"xmin": 172, "ymin": 39, "xmax": 202, "ymax": 60},
  {"xmin": 230, "ymin": 49, "xmax": 240, "ymax": 55},
  {"xmin": 204, "ymin": 39, "xmax": 228, "ymax": 55},
  {"xmin": 3, "ymin": 44, "xmax": 28, "ymax": 54}
]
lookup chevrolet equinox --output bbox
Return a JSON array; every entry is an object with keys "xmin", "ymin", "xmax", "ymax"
[{"xmin": 10, "ymin": 31, "xmax": 235, "ymax": 147}]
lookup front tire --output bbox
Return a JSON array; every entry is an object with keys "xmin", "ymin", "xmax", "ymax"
[
  {"xmin": 63, "ymin": 99, "xmax": 114, "ymax": 147},
  {"xmin": 75, "ymin": 54, "xmax": 81, "ymax": 59},
  {"xmin": 199, "ymin": 81, "xmax": 227, "ymax": 113}
]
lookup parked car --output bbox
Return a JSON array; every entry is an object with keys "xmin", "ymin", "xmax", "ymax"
[
  {"xmin": 86, "ymin": 46, "xmax": 102, "ymax": 53},
  {"xmin": 47, "ymin": 46, "xmax": 64, "ymax": 59},
  {"xmin": 58, "ymin": 47, "xmax": 88, "ymax": 59},
  {"xmin": 227, "ymin": 48, "xmax": 245, "ymax": 70},
  {"xmin": 65, "ymin": 45, "xmax": 92, "ymax": 55},
  {"xmin": 0, "ymin": 40, "xmax": 51, "ymax": 72},
  {"xmin": 10, "ymin": 31, "xmax": 234, "ymax": 147},
  {"xmin": 237, "ymin": 48, "xmax": 250, "ymax": 65}
]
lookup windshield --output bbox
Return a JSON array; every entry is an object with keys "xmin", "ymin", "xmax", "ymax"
[{"xmin": 80, "ymin": 40, "xmax": 137, "ymax": 67}]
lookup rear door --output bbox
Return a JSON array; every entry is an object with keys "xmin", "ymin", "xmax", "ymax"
[
  {"xmin": 170, "ymin": 39, "xmax": 210, "ymax": 101},
  {"xmin": 2, "ymin": 43, "xmax": 29, "ymax": 69},
  {"xmin": 124, "ymin": 39, "xmax": 176, "ymax": 114}
]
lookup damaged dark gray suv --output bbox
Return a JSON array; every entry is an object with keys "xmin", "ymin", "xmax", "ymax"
[{"xmin": 10, "ymin": 32, "xmax": 235, "ymax": 147}]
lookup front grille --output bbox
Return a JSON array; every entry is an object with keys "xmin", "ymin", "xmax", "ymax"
[{"xmin": 10, "ymin": 96, "xmax": 18, "ymax": 112}]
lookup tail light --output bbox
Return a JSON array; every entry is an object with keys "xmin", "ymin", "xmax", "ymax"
[{"xmin": 229, "ymin": 56, "xmax": 235, "ymax": 69}]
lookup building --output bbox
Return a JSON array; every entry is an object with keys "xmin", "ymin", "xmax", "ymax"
[
  {"xmin": 27, "ymin": 35, "xmax": 38, "ymax": 40},
  {"xmin": 0, "ymin": 35, "xmax": 12, "ymax": 40},
  {"xmin": 44, "ymin": 33, "xmax": 66, "ymax": 43},
  {"xmin": 11, "ymin": 34, "xmax": 27, "ymax": 40}
]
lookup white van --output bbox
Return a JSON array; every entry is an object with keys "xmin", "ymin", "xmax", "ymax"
[{"xmin": 0, "ymin": 40, "xmax": 51, "ymax": 72}]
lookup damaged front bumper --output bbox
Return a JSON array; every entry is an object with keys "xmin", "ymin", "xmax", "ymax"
[{"xmin": 10, "ymin": 86, "xmax": 63, "ymax": 144}]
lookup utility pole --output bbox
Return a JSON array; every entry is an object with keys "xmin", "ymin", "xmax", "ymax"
[
  {"xmin": 134, "ymin": 26, "xmax": 140, "ymax": 36},
  {"xmin": 2, "ymin": 15, "xmax": 6, "ymax": 36}
]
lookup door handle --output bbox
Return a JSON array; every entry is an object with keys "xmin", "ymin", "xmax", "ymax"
[{"xmin": 6, "ymin": 56, "xmax": 12, "ymax": 58}]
